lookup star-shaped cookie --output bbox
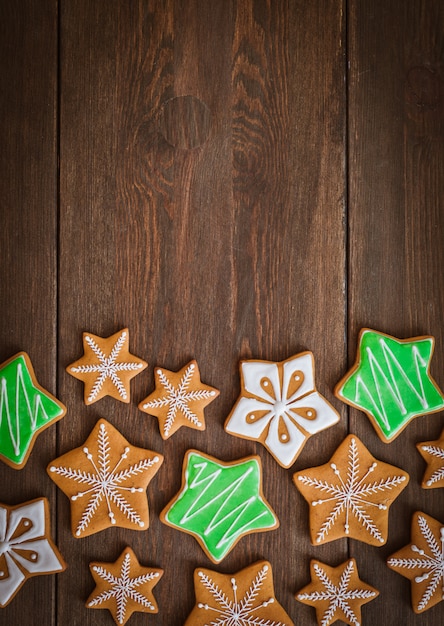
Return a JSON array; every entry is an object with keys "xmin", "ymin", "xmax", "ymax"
[
  {"xmin": 334, "ymin": 329, "xmax": 444, "ymax": 442},
  {"xmin": 185, "ymin": 560, "xmax": 294, "ymax": 625},
  {"xmin": 86, "ymin": 547, "xmax": 162, "ymax": 625},
  {"xmin": 416, "ymin": 428, "xmax": 444, "ymax": 488},
  {"xmin": 160, "ymin": 450, "xmax": 279, "ymax": 563},
  {"xmin": 296, "ymin": 558, "xmax": 379, "ymax": 626},
  {"xmin": 225, "ymin": 352, "xmax": 340, "ymax": 468},
  {"xmin": 0, "ymin": 352, "xmax": 66, "ymax": 469},
  {"xmin": 0, "ymin": 498, "xmax": 66, "ymax": 607},
  {"xmin": 387, "ymin": 511, "xmax": 444, "ymax": 613},
  {"xmin": 138, "ymin": 360, "xmax": 219, "ymax": 439},
  {"xmin": 67, "ymin": 328, "xmax": 147, "ymax": 405},
  {"xmin": 293, "ymin": 434, "xmax": 409, "ymax": 545},
  {"xmin": 47, "ymin": 419, "xmax": 163, "ymax": 537}
]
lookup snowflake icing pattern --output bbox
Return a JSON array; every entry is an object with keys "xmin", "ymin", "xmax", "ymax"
[
  {"xmin": 87, "ymin": 548, "xmax": 162, "ymax": 625},
  {"xmin": 141, "ymin": 361, "xmax": 218, "ymax": 438},
  {"xmin": 68, "ymin": 329, "xmax": 146, "ymax": 404},
  {"xmin": 192, "ymin": 563, "xmax": 289, "ymax": 625},
  {"xmin": 417, "ymin": 429, "xmax": 444, "ymax": 488},
  {"xmin": 387, "ymin": 512, "xmax": 444, "ymax": 613},
  {"xmin": 294, "ymin": 435, "xmax": 408, "ymax": 545},
  {"xmin": 48, "ymin": 420, "xmax": 162, "ymax": 537},
  {"xmin": 422, "ymin": 444, "xmax": 444, "ymax": 486},
  {"xmin": 296, "ymin": 559, "xmax": 378, "ymax": 626}
]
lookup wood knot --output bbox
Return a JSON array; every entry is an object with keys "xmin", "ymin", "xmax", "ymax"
[
  {"xmin": 158, "ymin": 96, "xmax": 211, "ymax": 149},
  {"xmin": 405, "ymin": 66, "xmax": 441, "ymax": 111}
]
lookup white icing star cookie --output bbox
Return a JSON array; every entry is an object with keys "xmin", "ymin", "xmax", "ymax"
[{"xmin": 225, "ymin": 352, "xmax": 340, "ymax": 468}]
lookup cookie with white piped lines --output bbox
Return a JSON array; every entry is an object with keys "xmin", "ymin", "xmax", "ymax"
[
  {"xmin": 67, "ymin": 328, "xmax": 147, "ymax": 405},
  {"xmin": 47, "ymin": 419, "xmax": 163, "ymax": 538}
]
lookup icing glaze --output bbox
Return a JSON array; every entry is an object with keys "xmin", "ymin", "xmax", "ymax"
[
  {"xmin": 0, "ymin": 498, "xmax": 65, "ymax": 607},
  {"xmin": 87, "ymin": 547, "xmax": 162, "ymax": 625},
  {"xmin": 294, "ymin": 435, "xmax": 408, "ymax": 545},
  {"xmin": 0, "ymin": 353, "xmax": 66, "ymax": 468},
  {"xmin": 67, "ymin": 328, "xmax": 147, "ymax": 405},
  {"xmin": 296, "ymin": 558, "xmax": 378, "ymax": 626},
  {"xmin": 225, "ymin": 353, "xmax": 340, "ymax": 468},
  {"xmin": 387, "ymin": 512, "xmax": 444, "ymax": 613},
  {"xmin": 335, "ymin": 329, "xmax": 444, "ymax": 442},
  {"xmin": 48, "ymin": 419, "xmax": 162, "ymax": 537},
  {"xmin": 161, "ymin": 451, "xmax": 278, "ymax": 563}
]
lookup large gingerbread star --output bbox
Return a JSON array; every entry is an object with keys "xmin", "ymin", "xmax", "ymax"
[
  {"xmin": 138, "ymin": 360, "xmax": 219, "ymax": 439},
  {"xmin": 185, "ymin": 560, "xmax": 294, "ymax": 625},
  {"xmin": 160, "ymin": 450, "xmax": 279, "ymax": 563},
  {"xmin": 0, "ymin": 352, "xmax": 66, "ymax": 469},
  {"xmin": 86, "ymin": 547, "xmax": 162, "ymax": 625},
  {"xmin": 296, "ymin": 558, "xmax": 379, "ymax": 626},
  {"xmin": 334, "ymin": 329, "xmax": 444, "ymax": 442},
  {"xmin": 387, "ymin": 511, "xmax": 444, "ymax": 613},
  {"xmin": 225, "ymin": 352, "xmax": 340, "ymax": 468},
  {"xmin": 67, "ymin": 328, "xmax": 147, "ymax": 405},
  {"xmin": 293, "ymin": 434, "xmax": 409, "ymax": 545},
  {"xmin": 416, "ymin": 427, "xmax": 444, "ymax": 488},
  {"xmin": 47, "ymin": 419, "xmax": 163, "ymax": 537}
]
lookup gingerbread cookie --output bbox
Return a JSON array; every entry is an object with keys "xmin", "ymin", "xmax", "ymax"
[
  {"xmin": 334, "ymin": 328, "xmax": 444, "ymax": 442},
  {"xmin": 293, "ymin": 434, "xmax": 409, "ymax": 545},
  {"xmin": 387, "ymin": 511, "xmax": 444, "ymax": 613},
  {"xmin": 138, "ymin": 360, "xmax": 219, "ymax": 439},
  {"xmin": 0, "ymin": 352, "xmax": 66, "ymax": 469},
  {"xmin": 86, "ymin": 546, "xmax": 162, "ymax": 625},
  {"xmin": 296, "ymin": 558, "xmax": 379, "ymax": 626},
  {"xmin": 0, "ymin": 497, "xmax": 66, "ymax": 607},
  {"xmin": 160, "ymin": 450, "xmax": 279, "ymax": 563},
  {"xmin": 47, "ymin": 419, "xmax": 163, "ymax": 537},
  {"xmin": 225, "ymin": 352, "xmax": 340, "ymax": 468},
  {"xmin": 416, "ymin": 427, "xmax": 444, "ymax": 488},
  {"xmin": 185, "ymin": 560, "xmax": 294, "ymax": 625},
  {"xmin": 67, "ymin": 328, "xmax": 147, "ymax": 405}
]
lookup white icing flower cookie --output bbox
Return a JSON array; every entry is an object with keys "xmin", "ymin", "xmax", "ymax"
[
  {"xmin": 47, "ymin": 419, "xmax": 163, "ymax": 538},
  {"xmin": 0, "ymin": 498, "xmax": 66, "ymax": 607},
  {"xmin": 225, "ymin": 352, "xmax": 340, "ymax": 468}
]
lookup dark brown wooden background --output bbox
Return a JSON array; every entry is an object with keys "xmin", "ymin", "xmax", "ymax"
[{"xmin": 1, "ymin": 1, "xmax": 443, "ymax": 624}]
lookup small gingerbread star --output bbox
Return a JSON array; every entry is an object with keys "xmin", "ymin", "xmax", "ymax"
[
  {"xmin": 86, "ymin": 547, "xmax": 162, "ymax": 625},
  {"xmin": 47, "ymin": 419, "xmax": 163, "ymax": 538},
  {"xmin": 416, "ymin": 427, "xmax": 444, "ymax": 488},
  {"xmin": 138, "ymin": 360, "xmax": 219, "ymax": 439},
  {"xmin": 67, "ymin": 328, "xmax": 147, "ymax": 405},
  {"xmin": 296, "ymin": 558, "xmax": 379, "ymax": 626}
]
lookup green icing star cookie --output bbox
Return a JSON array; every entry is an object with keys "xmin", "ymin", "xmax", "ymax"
[
  {"xmin": 0, "ymin": 352, "xmax": 66, "ymax": 468},
  {"xmin": 160, "ymin": 450, "xmax": 279, "ymax": 563},
  {"xmin": 335, "ymin": 329, "xmax": 444, "ymax": 442}
]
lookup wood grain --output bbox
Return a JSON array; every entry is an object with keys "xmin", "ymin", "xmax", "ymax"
[
  {"xmin": 348, "ymin": 1, "xmax": 444, "ymax": 624},
  {"xmin": 0, "ymin": 1, "xmax": 58, "ymax": 624},
  {"xmin": 0, "ymin": 0, "xmax": 443, "ymax": 624}
]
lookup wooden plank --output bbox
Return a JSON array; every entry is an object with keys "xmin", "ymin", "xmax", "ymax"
[
  {"xmin": 0, "ymin": 1, "xmax": 58, "ymax": 625},
  {"xmin": 348, "ymin": 1, "xmax": 444, "ymax": 624},
  {"xmin": 58, "ymin": 1, "xmax": 346, "ymax": 624}
]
